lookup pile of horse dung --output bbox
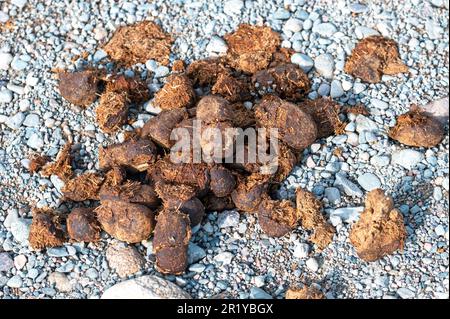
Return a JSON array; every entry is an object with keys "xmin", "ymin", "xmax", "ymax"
[{"xmin": 26, "ymin": 21, "xmax": 445, "ymax": 296}]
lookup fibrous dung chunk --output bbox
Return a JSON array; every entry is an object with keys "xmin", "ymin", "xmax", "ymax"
[
  {"xmin": 296, "ymin": 188, "xmax": 335, "ymax": 250},
  {"xmin": 285, "ymin": 286, "xmax": 325, "ymax": 299},
  {"xmin": 98, "ymin": 138, "xmax": 157, "ymax": 172},
  {"xmin": 196, "ymin": 95, "xmax": 234, "ymax": 124},
  {"xmin": 272, "ymin": 142, "xmax": 298, "ymax": 183},
  {"xmin": 179, "ymin": 197, "xmax": 205, "ymax": 227},
  {"xmin": 154, "ymin": 181, "xmax": 198, "ymax": 208},
  {"xmin": 258, "ymin": 198, "xmax": 297, "ymax": 237},
  {"xmin": 96, "ymin": 90, "xmax": 129, "ymax": 133},
  {"xmin": 154, "ymin": 74, "xmax": 195, "ymax": 110},
  {"xmin": 29, "ymin": 209, "xmax": 65, "ymax": 250},
  {"xmin": 28, "ymin": 154, "xmax": 49, "ymax": 174},
  {"xmin": 58, "ymin": 70, "xmax": 99, "ymax": 107},
  {"xmin": 209, "ymin": 165, "xmax": 236, "ymax": 198},
  {"xmin": 211, "ymin": 73, "xmax": 251, "ymax": 103},
  {"xmin": 67, "ymin": 207, "xmax": 101, "ymax": 242},
  {"xmin": 95, "ymin": 200, "xmax": 155, "ymax": 243},
  {"xmin": 225, "ymin": 24, "xmax": 281, "ymax": 74},
  {"xmin": 41, "ymin": 143, "xmax": 73, "ymax": 182},
  {"xmin": 389, "ymin": 109, "xmax": 444, "ymax": 148},
  {"xmin": 153, "ymin": 210, "xmax": 191, "ymax": 275},
  {"xmin": 349, "ymin": 188, "xmax": 406, "ymax": 262},
  {"xmin": 200, "ymin": 121, "xmax": 237, "ymax": 161},
  {"xmin": 230, "ymin": 102, "xmax": 256, "ymax": 128},
  {"xmin": 141, "ymin": 108, "xmax": 188, "ymax": 148},
  {"xmin": 203, "ymin": 194, "xmax": 235, "ymax": 212},
  {"xmin": 62, "ymin": 173, "xmax": 104, "ymax": 201},
  {"xmin": 231, "ymin": 174, "xmax": 269, "ymax": 212},
  {"xmin": 99, "ymin": 181, "xmax": 160, "ymax": 209},
  {"xmin": 106, "ymin": 75, "xmax": 150, "ymax": 104},
  {"xmin": 186, "ymin": 58, "xmax": 230, "ymax": 86},
  {"xmin": 255, "ymin": 95, "xmax": 317, "ymax": 150},
  {"xmin": 344, "ymin": 35, "xmax": 408, "ymax": 83},
  {"xmin": 253, "ymin": 63, "xmax": 310, "ymax": 100},
  {"xmin": 156, "ymin": 159, "xmax": 210, "ymax": 192},
  {"xmin": 103, "ymin": 21, "xmax": 173, "ymax": 66},
  {"xmin": 300, "ymin": 98, "xmax": 345, "ymax": 138}
]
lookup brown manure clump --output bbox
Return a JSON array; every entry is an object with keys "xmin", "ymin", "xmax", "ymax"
[
  {"xmin": 255, "ymin": 95, "xmax": 317, "ymax": 150},
  {"xmin": 95, "ymin": 200, "xmax": 155, "ymax": 244},
  {"xmin": 257, "ymin": 198, "xmax": 298, "ymax": 237},
  {"xmin": 344, "ymin": 35, "xmax": 409, "ymax": 83},
  {"xmin": 29, "ymin": 209, "xmax": 65, "ymax": 250},
  {"xmin": 98, "ymin": 138, "xmax": 157, "ymax": 172},
  {"xmin": 62, "ymin": 173, "xmax": 104, "ymax": 201},
  {"xmin": 389, "ymin": 108, "xmax": 444, "ymax": 148},
  {"xmin": 300, "ymin": 97, "xmax": 346, "ymax": 138},
  {"xmin": 41, "ymin": 143, "xmax": 73, "ymax": 182},
  {"xmin": 224, "ymin": 24, "xmax": 281, "ymax": 74},
  {"xmin": 96, "ymin": 90, "xmax": 129, "ymax": 133},
  {"xmin": 231, "ymin": 174, "xmax": 269, "ymax": 212},
  {"xmin": 349, "ymin": 188, "xmax": 406, "ymax": 262},
  {"xmin": 285, "ymin": 286, "xmax": 325, "ymax": 299},
  {"xmin": 58, "ymin": 69, "xmax": 99, "ymax": 107},
  {"xmin": 211, "ymin": 73, "xmax": 251, "ymax": 103},
  {"xmin": 28, "ymin": 154, "xmax": 49, "ymax": 174},
  {"xmin": 153, "ymin": 210, "xmax": 191, "ymax": 275},
  {"xmin": 296, "ymin": 188, "xmax": 336, "ymax": 251},
  {"xmin": 186, "ymin": 58, "xmax": 230, "ymax": 86},
  {"xmin": 67, "ymin": 207, "xmax": 101, "ymax": 242},
  {"xmin": 154, "ymin": 74, "xmax": 196, "ymax": 110},
  {"xmin": 141, "ymin": 108, "xmax": 189, "ymax": 148},
  {"xmin": 253, "ymin": 63, "xmax": 310, "ymax": 100},
  {"xmin": 103, "ymin": 21, "xmax": 173, "ymax": 66}
]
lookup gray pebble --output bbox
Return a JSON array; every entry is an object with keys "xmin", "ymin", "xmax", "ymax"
[
  {"xmin": 334, "ymin": 173, "xmax": 364, "ymax": 197},
  {"xmin": 0, "ymin": 52, "xmax": 13, "ymax": 70},
  {"xmin": 330, "ymin": 80, "xmax": 344, "ymax": 98},
  {"xmin": 47, "ymin": 247, "xmax": 69, "ymax": 258},
  {"xmin": 325, "ymin": 187, "xmax": 341, "ymax": 204},
  {"xmin": 318, "ymin": 83, "xmax": 330, "ymax": 96},
  {"xmin": 293, "ymin": 243, "xmax": 309, "ymax": 258},
  {"xmin": 312, "ymin": 23, "xmax": 337, "ymax": 38},
  {"xmin": 291, "ymin": 53, "xmax": 314, "ymax": 72},
  {"xmin": 0, "ymin": 253, "xmax": 14, "ymax": 272},
  {"xmin": 0, "ymin": 89, "xmax": 13, "ymax": 104},
  {"xmin": 223, "ymin": 0, "xmax": 244, "ymax": 16},
  {"xmin": 5, "ymin": 112, "xmax": 25, "ymax": 129},
  {"xmin": 7, "ymin": 275, "xmax": 23, "ymax": 288},
  {"xmin": 314, "ymin": 54, "xmax": 334, "ymax": 79},
  {"xmin": 392, "ymin": 149, "xmax": 424, "ymax": 169},
  {"xmin": 217, "ymin": 210, "xmax": 240, "ymax": 228},
  {"xmin": 357, "ymin": 173, "xmax": 381, "ymax": 191},
  {"xmin": 306, "ymin": 257, "xmax": 319, "ymax": 272},
  {"xmin": 23, "ymin": 113, "xmax": 40, "ymax": 127},
  {"xmin": 397, "ymin": 287, "xmax": 415, "ymax": 299},
  {"xmin": 330, "ymin": 206, "xmax": 364, "ymax": 224},
  {"xmin": 249, "ymin": 287, "xmax": 272, "ymax": 299}
]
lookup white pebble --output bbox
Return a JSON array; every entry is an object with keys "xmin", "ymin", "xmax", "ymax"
[
  {"xmin": 293, "ymin": 243, "xmax": 309, "ymax": 258},
  {"xmin": 23, "ymin": 113, "xmax": 40, "ymax": 127},
  {"xmin": 5, "ymin": 112, "xmax": 25, "ymax": 130},
  {"xmin": 0, "ymin": 52, "xmax": 13, "ymax": 70},
  {"xmin": 314, "ymin": 54, "xmax": 334, "ymax": 79},
  {"xmin": 357, "ymin": 173, "xmax": 381, "ymax": 191},
  {"xmin": 0, "ymin": 88, "xmax": 13, "ymax": 103},
  {"xmin": 291, "ymin": 53, "xmax": 314, "ymax": 72},
  {"xmin": 284, "ymin": 18, "xmax": 303, "ymax": 33},
  {"xmin": 306, "ymin": 258, "xmax": 319, "ymax": 272}
]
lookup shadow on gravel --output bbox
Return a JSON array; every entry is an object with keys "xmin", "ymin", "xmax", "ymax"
[{"xmin": 392, "ymin": 176, "xmax": 435, "ymax": 239}]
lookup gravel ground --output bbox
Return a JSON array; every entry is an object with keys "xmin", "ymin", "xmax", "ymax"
[{"xmin": 0, "ymin": 0, "xmax": 449, "ymax": 299}]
